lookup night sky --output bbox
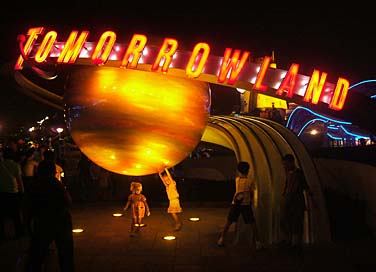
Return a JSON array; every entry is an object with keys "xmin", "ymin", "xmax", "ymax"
[{"xmin": 1, "ymin": 2, "xmax": 375, "ymax": 133}]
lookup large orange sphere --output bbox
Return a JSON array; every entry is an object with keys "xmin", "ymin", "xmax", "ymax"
[{"xmin": 64, "ymin": 67, "xmax": 210, "ymax": 176}]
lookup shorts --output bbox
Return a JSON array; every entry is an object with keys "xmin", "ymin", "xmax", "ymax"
[{"xmin": 227, "ymin": 204, "xmax": 255, "ymax": 224}]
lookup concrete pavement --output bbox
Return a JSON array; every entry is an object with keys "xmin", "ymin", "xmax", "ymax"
[{"xmin": 1, "ymin": 201, "xmax": 375, "ymax": 272}]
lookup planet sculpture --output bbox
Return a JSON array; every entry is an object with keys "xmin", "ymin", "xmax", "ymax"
[{"xmin": 63, "ymin": 66, "xmax": 211, "ymax": 176}]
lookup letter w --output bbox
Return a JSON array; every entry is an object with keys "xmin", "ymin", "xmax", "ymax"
[{"xmin": 217, "ymin": 48, "xmax": 249, "ymax": 85}]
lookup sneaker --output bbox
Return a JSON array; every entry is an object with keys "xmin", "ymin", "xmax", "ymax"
[{"xmin": 217, "ymin": 236, "xmax": 224, "ymax": 247}]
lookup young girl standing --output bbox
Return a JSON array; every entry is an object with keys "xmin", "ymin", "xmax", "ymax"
[{"xmin": 123, "ymin": 182, "xmax": 150, "ymax": 236}]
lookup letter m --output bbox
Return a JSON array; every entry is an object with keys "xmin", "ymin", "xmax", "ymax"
[{"xmin": 57, "ymin": 31, "xmax": 89, "ymax": 64}]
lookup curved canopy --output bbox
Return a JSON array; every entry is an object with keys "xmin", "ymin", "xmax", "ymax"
[{"xmin": 202, "ymin": 115, "xmax": 331, "ymax": 244}]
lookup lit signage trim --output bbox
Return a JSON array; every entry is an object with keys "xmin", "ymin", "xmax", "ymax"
[{"xmin": 15, "ymin": 27, "xmax": 349, "ymax": 111}]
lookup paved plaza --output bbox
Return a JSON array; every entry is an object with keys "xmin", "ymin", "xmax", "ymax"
[{"xmin": 1, "ymin": 201, "xmax": 375, "ymax": 272}]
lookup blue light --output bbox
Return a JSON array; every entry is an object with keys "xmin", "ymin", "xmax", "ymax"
[
  {"xmin": 287, "ymin": 106, "xmax": 371, "ymax": 141},
  {"xmin": 297, "ymin": 118, "xmax": 327, "ymax": 137},
  {"xmin": 349, "ymin": 79, "xmax": 376, "ymax": 89},
  {"xmin": 326, "ymin": 133, "xmax": 343, "ymax": 140},
  {"xmin": 349, "ymin": 79, "xmax": 376, "ymax": 100},
  {"xmin": 286, "ymin": 106, "xmax": 352, "ymax": 128},
  {"xmin": 339, "ymin": 125, "xmax": 370, "ymax": 140}
]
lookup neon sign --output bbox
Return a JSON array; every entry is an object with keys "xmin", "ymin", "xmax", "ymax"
[{"xmin": 15, "ymin": 27, "xmax": 349, "ymax": 110}]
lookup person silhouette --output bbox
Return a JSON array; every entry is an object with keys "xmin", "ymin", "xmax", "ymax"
[
  {"xmin": 281, "ymin": 153, "xmax": 313, "ymax": 250},
  {"xmin": 0, "ymin": 147, "xmax": 24, "ymax": 242},
  {"xmin": 27, "ymin": 160, "xmax": 74, "ymax": 271},
  {"xmin": 217, "ymin": 161, "xmax": 258, "ymax": 248}
]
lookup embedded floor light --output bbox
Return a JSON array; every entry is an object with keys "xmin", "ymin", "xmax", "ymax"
[
  {"xmin": 134, "ymin": 223, "xmax": 145, "ymax": 227},
  {"xmin": 189, "ymin": 217, "xmax": 200, "ymax": 222},
  {"xmin": 72, "ymin": 228, "xmax": 84, "ymax": 233},
  {"xmin": 112, "ymin": 213, "xmax": 123, "ymax": 217},
  {"xmin": 163, "ymin": 235, "xmax": 176, "ymax": 240}
]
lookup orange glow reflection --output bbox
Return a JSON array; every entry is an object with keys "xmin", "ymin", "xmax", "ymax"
[{"xmin": 64, "ymin": 67, "xmax": 210, "ymax": 176}]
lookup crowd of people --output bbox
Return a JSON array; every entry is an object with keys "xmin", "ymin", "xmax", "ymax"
[
  {"xmin": 0, "ymin": 139, "xmax": 75, "ymax": 271},
  {"xmin": 1, "ymin": 137, "xmax": 313, "ymax": 270}
]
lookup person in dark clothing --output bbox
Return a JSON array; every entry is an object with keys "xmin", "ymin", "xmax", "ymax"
[
  {"xmin": 281, "ymin": 153, "xmax": 313, "ymax": 250},
  {"xmin": 0, "ymin": 147, "xmax": 24, "ymax": 242},
  {"xmin": 27, "ymin": 160, "xmax": 75, "ymax": 272},
  {"xmin": 77, "ymin": 153, "xmax": 92, "ymax": 201}
]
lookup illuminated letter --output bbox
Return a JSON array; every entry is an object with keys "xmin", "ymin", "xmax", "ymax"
[
  {"xmin": 217, "ymin": 48, "xmax": 250, "ymax": 85},
  {"xmin": 15, "ymin": 27, "xmax": 45, "ymax": 70},
  {"xmin": 329, "ymin": 77, "xmax": 349, "ymax": 110},
  {"xmin": 303, "ymin": 69, "xmax": 327, "ymax": 104},
  {"xmin": 253, "ymin": 56, "xmax": 270, "ymax": 91},
  {"xmin": 35, "ymin": 31, "xmax": 57, "ymax": 63},
  {"xmin": 186, "ymin": 43, "xmax": 210, "ymax": 78},
  {"xmin": 57, "ymin": 30, "xmax": 89, "ymax": 64},
  {"xmin": 275, "ymin": 63, "xmax": 300, "ymax": 98},
  {"xmin": 91, "ymin": 31, "xmax": 116, "ymax": 65},
  {"xmin": 151, "ymin": 38, "xmax": 178, "ymax": 73},
  {"xmin": 120, "ymin": 34, "xmax": 147, "ymax": 68}
]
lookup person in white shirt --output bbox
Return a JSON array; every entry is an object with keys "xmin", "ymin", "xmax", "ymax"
[{"xmin": 217, "ymin": 161, "xmax": 258, "ymax": 248}]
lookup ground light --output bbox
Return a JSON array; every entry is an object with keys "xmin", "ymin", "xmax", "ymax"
[
  {"xmin": 72, "ymin": 228, "xmax": 84, "ymax": 233},
  {"xmin": 134, "ymin": 223, "xmax": 145, "ymax": 227},
  {"xmin": 189, "ymin": 217, "xmax": 200, "ymax": 222},
  {"xmin": 163, "ymin": 235, "xmax": 176, "ymax": 241},
  {"xmin": 112, "ymin": 213, "xmax": 123, "ymax": 217}
]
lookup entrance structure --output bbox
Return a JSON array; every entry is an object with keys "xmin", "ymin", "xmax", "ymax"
[
  {"xmin": 10, "ymin": 26, "xmax": 340, "ymax": 244},
  {"xmin": 203, "ymin": 115, "xmax": 331, "ymax": 244}
]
